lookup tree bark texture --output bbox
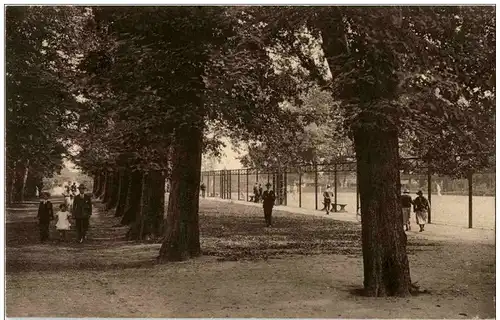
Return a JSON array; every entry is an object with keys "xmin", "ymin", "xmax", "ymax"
[
  {"xmin": 353, "ymin": 112, "xmax": 412, "ymax": 297},
  {"xmin": 120, "ymin": 170, "xmax": 143, "ymax": 226},
  {"xmin": 115, "ymin": 169, "xmax": 130, "ymax": 217},
  {"xmin": 158, "ymin": 126, "xmax": 202, "ymax": 262}
]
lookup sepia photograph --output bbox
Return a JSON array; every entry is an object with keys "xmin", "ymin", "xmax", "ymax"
[{"xmin": 4, "ymin": 3, "xmax": 496, "ymax": 319}]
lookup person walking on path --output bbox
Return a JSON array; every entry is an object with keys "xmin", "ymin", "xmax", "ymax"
[
  {"xmin": 413, "ymin": 190, "xmax": 430, "ymax": 232},
  {"xmin": 262, "ymin": 182, "xmax": 276, "ymax": 227},
  {"xmin": 37, "ymin": 192, "xmax": 54, "ymax": 242},
  {"xmin": 72, "ymin": 184, "xmax": 93, "ymax": 243},
  {"xmin": 200, "ymin": 182, "xmax": 206, "ymax": 198},
  {"xmin": 323, "ymin": 184, "xmax": 333, "ymax": 215},
  {"xmin": 401, "ymin": 189, "xmax": 413, "ymax": 231},
  {"xmin": 55, "ymin": 203, "xmax": 71, "ymax": 242}
]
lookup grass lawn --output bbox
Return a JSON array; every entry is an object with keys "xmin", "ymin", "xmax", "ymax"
[{"xmin": 5, "ymin": 199, "xmax": 495, "ymax": 318}]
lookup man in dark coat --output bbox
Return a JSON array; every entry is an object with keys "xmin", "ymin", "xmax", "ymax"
[
  {"xmin": 72, "ymin": 184, "xmax": 93, "ymax": 243},
  {"xmin": 401, "ymin": 189, "xmax": 413, "ymax": 231},
  {"xmin": 37, "ymin": 192, "xmax": 54, "ymax": 242},
  {"xmin": 262, "ymin": 182, "xmax": 276, "ymax": 227}
]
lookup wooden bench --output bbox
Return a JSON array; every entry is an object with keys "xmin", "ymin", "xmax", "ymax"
[
  {"xmin": 333, "ymin": 203, "xmax": 348, "ymax": 212},
  {"xmin": 320, "ymin": 202, "xmax": 348, "ymax": 212}
]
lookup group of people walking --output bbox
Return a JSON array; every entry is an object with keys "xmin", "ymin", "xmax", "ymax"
[
  {"xmin": 401, "ymin": 189, "xmax": 430, "ymax": 232},
  {"xmin": 37, "ymin": 183, "xmax": 93, "ymax": 243}
]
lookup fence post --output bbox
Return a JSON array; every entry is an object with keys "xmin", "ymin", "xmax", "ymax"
[
  {"xmin": 334, "ymin": 163, "xmax": 338, "ymax": 212},
  {"xmin": 299, "ymin": 167, "xmax": 302, "ymax": 208},
  {"xmin": 468, "ymin": 171, "xmax": 473, "ymax": 228},
  {"xmin": 314, "ymin": 163, "xmax": 318, "ymax": 210},
  {"xmin": 237, "ymin": 169, "xmax": 240, "ymax": 201},
  {"xmin": 206, "ymin": 172, "xmax": 209, "ymax": 197},
  {"xmin": 229, "ymin": 170, "xmax": 232, "ymax": 199},
  {"xmin": 246, "ymin": 169, "xmax": 249, "ymax": 202},
  {"xmin": 427, "ymin": 161, "xmax": 432, "ymax": 224}
]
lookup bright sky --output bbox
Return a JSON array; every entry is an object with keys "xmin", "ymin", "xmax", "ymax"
[{"xmin": 214, "ymin": 138, "xmax": 245, "ymax": 170}]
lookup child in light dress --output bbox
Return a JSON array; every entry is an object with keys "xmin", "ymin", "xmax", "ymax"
[{"xmin": 55, "ymin": 203, "xmax": 71, "ymax": 241}]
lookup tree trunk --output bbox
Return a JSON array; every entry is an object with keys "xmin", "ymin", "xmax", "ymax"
[
  {"xmin": 115, "ymin": 169, "xmax": 130, "ymax": 217},
  {"xmin": 98, "ymin": 171, "xmax": 107, "ymax": 199},
  {"xmin": 353, "ymin": 112, "xmax": 411, "ymax": 297},
  {"xmin": 158, "ymin": 126, "xmax": 202, "ymax": 262},
  {"xmin": 92, "ymin": 173, "xmax": 99, "ymax": 195},
  {"xmin": 106, "ymin": 170, "xmax": 121, "ymax": 210},
  {"xmin": 24, "ymin": 171, "xmax": 38, "ymax": 200},
  {"xmin": 102, "ymin": 171, "xmax": 113, "ymax": 204},
  {"xmin": 97, "ymin": 171, "xmax": 105, "ymax": 197},
  {"xmin": 13, "ymin": 159, "xmax": 29, "ymax": 203},
  {"xmin": 6, "ymin": 165, "xmax": 15, "ymax": 205},
  {"xmin": 121, "ymin": 170, "xmax": 143, "ymax": 226},
  {"xmin": 148, "ymin": 170, "xmax": 166, "ymax": 237},
  {"xmin": 127, "ymin": 173, "xmax": 149, "ymax": 240},
  {"xmin": 128, "ymin": 171, "xmax": 167, "ymax": 240}
]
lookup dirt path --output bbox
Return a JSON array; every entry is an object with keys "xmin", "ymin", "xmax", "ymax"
[{"xmin": 5, "ymin": 199, "xmax": 495, "ymax": 318}]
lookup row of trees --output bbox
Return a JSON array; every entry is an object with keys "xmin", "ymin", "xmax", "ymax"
[
  {"xmin": 5, "ymin": 7, "xmax": 83, "ymax": 203},
  {"xmin": 7, "ymin": 6, "xmax": 494, "ymax": 297}
]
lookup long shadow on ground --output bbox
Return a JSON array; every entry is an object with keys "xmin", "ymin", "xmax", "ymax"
[
  {"xmin": 199, "ymin": 201, "xmax": 439, "ymax": 261},
  {"xmin": 6, "ymin": 199, "xmax": 439, "ymax": 272}
]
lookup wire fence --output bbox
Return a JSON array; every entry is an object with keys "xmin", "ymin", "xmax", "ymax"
[{"xmin": 201, "ymin": 157, "xmax": 495, "ymax": 230}]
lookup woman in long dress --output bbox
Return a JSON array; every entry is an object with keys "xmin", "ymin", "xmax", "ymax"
[{"xmin": 413, "ymin": 190, "xmax": 430, "ymax": 232}]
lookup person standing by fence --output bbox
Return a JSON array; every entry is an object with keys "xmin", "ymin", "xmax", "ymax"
[
  {"xmin": 401, "ymin": 189, "xmax": 413, "ymax": 231},
  {"xmin": 413, "ymin": 190, "xmax": 430, "ymax": 232},
  {"xmin": 262, "ymin": 182, "xmax": 276, "ymax": 227},
  {"xmin": 323, "ymin": 184, "xmax": 333, "ymax": 215}
]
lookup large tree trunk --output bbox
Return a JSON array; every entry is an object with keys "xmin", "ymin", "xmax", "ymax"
[
  {"xmin": 115, "ymin": 169, "xmax": 130, "ymax": 217},
  {"xmin": 158, "ymin": 127, "xmax": 202, "ymax": 262},
  {"xmin": 13, "ymin": 159, "xmax": 29, "ymax": 203},
  {"xmin": 128, "ymin": 171, "xmax": 167, "ymax": 240},
  {"xmin": 121, "ymin": 170, "xmax": 143, "ymax": 226},
  {"xmin": 127, "ymin": 173, "xmax": 149, "ymax": 240},
  {"xmin": 106, "ymin": 170, "xmax": 121, "ymax": 210},
  {"xmin": 147, "ymin": 170, "xmax": 166, "ymax": 237},
  {"xmin": 353, "ymin": 112, "xmax": 411, "ymax": 297}
]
